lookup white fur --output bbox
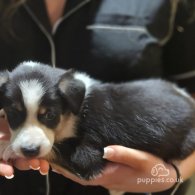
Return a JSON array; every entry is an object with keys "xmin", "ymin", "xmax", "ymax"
[
  {"xmin": 20, "ymin": 61, "xmax": 40, "ymax": 68},
  {"xmin": 19, "ymin": 79, "xmax": 45, "ymax": 113},
  {"xmin": 74, "ymin": 72, "xmax": 100, "ymax": 95},
  {"xmin": 11, "ymin": 125, "xmax": 54, "ymax": 158}
]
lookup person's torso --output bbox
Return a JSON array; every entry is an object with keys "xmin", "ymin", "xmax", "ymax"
[{"xmin": 0, "ymin": 0, "xmax": 178, "ymax": 82}]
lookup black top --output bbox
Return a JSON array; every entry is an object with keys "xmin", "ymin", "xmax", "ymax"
[{"xmin": 0, "ymin": 0, "xmax": 194, "ymax": 194}]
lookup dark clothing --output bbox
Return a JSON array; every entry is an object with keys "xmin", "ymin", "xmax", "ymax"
[
  {"xmin": 0, "ymin": 0, "xmax": 194, "ymax": 194},
  {"xmin": 0, "ymin": 0, "xmax": 195, "ymax": 91}
]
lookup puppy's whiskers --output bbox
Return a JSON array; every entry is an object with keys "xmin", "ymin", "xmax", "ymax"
[
  {"xmin": 2, "ymin": 143, "xmax": 16, "ymax": 161},
  {"xmin": 52, "ymin": 145, "xmax": 62, "ymax": 161}
]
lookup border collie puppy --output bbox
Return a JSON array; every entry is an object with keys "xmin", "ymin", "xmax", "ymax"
[{"xmin": 0, "ymin": 61, "xmax": 195, "ymax": 184}]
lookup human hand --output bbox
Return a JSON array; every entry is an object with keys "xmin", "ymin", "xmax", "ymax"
[
  {"xmin": 50, "ymin": 145, "xmax": 178, "ymax": 193},
  {"xmin": 0, "ymin": 117, "xmax": 50, "ymax": 178},
  {"xmin": 0, "ymin": 117, "xmax": 14, "ymax": 178}
]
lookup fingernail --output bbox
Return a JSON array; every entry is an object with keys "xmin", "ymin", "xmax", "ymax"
[
  {"xmin": 52, "ymin": 169, "xmax": 60, "ymax": 174},
  {"xmin": 103, "ymin": 147, "xmax": 114, "ymax": 159},
  {"xmin": 5, "ymin": 174, "xmax": 14, "ymax": 179},
  {"xmin": 39, "ymin": 170, "xmax": 48, "ymax": 176},
  {"xmin": 29, "ymin": 165, "xmax": 40, "ymax": 170}
]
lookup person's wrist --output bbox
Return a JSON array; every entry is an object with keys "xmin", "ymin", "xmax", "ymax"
[
  {"xmin": 170, "ymin": 163, "xmax": 182, "ymax": 192},
  {"xmin": 164, "ymin": 162, "xmax": 182, "ymax": 190}
]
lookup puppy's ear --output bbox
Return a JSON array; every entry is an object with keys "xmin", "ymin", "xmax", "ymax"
[
  {"xmin": 0, "ymin": 71, "xmax": 9, "ymax": 87},
  {"xmin": 58, "ymin": 70, "xmax": 85, "ymax": 114}
]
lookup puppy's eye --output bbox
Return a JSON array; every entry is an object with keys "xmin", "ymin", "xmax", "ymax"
[
  {"xmin": 5, "ymin": 103, "xmax": 23, "ymax": 113},
  {"xmin": 5, "ymin": 107, "xmax": 21, "ymax": 114},
  {"xmin": 43, "ymin": 111, "xmax": 57, "ymax": 121}
]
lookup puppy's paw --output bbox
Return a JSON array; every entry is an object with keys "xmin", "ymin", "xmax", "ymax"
[{"xmin": 69, "ymin": 146, "xmax": 106, "ymax": 180}]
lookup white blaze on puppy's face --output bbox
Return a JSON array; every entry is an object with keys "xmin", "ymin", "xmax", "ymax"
[
  {"xmin": 10, "ymin": 79, "xmax": 55, "ymax": 158},
  {"xmin": 19, "ymin": 79, "xmax": 44, "ymax": 113}
]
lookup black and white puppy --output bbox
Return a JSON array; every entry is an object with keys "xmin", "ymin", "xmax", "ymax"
[{"xmin": 0, "ymin": 62, "xmax": 195, "ymax": 190}]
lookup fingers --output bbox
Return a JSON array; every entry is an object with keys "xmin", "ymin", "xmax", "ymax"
[
  {"xmin": 14, "ymin": 158, "xmax": 31, "ymax": 170},
  {"xmin": 0, "ymin": 162, "xmax": 14, "ymax": 178},
  {"xmin": 103, "ymin": 145, "xmax": 155, "ymax": 169},
  {"xmin": 28, "ymin": 159, "xmax": 50, "ymax": 175},
  {"xmin": 39, "ymin": 159, "xmax": 50, "ymax": 175},
  {"xmin": 14, "ymin": 158, "xmax": 50, "ymax": 175},
  {"xmin": 29, "ymin": 159, "xmax": 41, "ymax": 170}
]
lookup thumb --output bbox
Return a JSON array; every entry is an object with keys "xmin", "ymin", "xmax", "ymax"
[
  {"xmin": 103, "ymin": 145, "xmax": 155, "ymax": 169},
  {"xmin": 0, "ymin": 162, "xmax": 14, "ymax": 178}
]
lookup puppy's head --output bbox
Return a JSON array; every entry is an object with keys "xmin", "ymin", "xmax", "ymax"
[{"xmin": 0, "ymin": 62, "xmax": 85, "ymax": 160}]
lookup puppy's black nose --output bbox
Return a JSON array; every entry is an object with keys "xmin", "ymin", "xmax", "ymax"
[{"xmin": 21, "ymin": 146, "xmax": 40, "ymax": 157}]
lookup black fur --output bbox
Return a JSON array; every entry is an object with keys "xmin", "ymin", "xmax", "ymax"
[{"xmin": 53, "ymin": 80, "xmax": 195, "ymax": 179}]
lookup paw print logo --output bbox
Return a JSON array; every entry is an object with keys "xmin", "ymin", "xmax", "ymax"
[{"xmin": 151, "ymin": 164, "xmax": 170, "ymax": 177}]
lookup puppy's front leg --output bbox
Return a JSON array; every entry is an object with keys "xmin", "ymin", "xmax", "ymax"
[{"xmin": 70, "ymin": 145, "xmax": 106, "ymax": 180}]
